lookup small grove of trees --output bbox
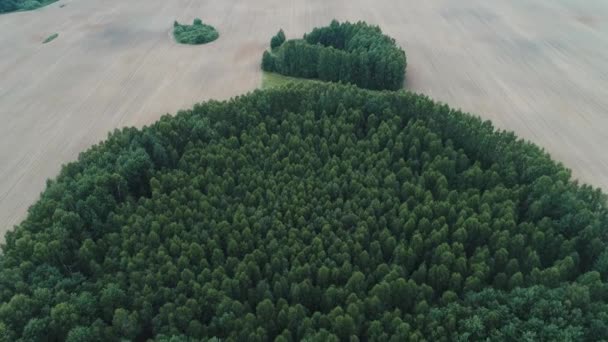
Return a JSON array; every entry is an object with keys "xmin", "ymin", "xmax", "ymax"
[
  {"xmin": 261, "ymin": 20, "xmax": 407, "ymax": 90},
  {"xmin": 0, "ymin": 82, "xmax": 607, "ymax": 340},
  {"xmin": 173, "ymin": 18, "xmax": 219, "ymax": 45}
]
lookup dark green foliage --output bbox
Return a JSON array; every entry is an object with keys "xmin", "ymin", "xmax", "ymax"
[
  {"xmin": 0, "ymin": 0, "xmax": 18, "ymax": 12},
  {"xmin": 270, "ymin": 29, "xmax": 286, "ymax": 49},
  {"xmin": 173, "ymin": 18, "xmax": 219, "ymax": 45},
  {"xmin": 262, "ymin": 51, "xmax": 275, "ymax": 71},
  {"xmin": 42, "ymin": 33, "xmax": 58, "ymax": 44},
  {"xmin": 262, "ymin": 20, "xmax": 406, "ymax": 90},
  {"xmin": 0, "ymin": 0, "xmax": 56, "ymax": 13},
  {"xmin": 1, "ymin": 83, "xmax": 607, "ymax": 340}
]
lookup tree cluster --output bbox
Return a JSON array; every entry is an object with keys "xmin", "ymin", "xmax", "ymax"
[
  {"xmin": 173, "ymin": 19, "xmax": 219, "ymax": 45},
  {"xmin": 0, "ymin": 83, "xmax": 607, "ymax": 341},
  {"xmin": 0, "ymin": 0, "xmax": 55, "ymax": 13},
  {"xmin": 270, "ymin": 29, "xmax": 286, "ymax": 50},
  {"xmin": 262, "ymin": 20, "xmax": 407, "ymax": 91}
]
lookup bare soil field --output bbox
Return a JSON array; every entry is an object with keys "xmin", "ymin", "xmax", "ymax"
[{"xmin": 1, "ymin": 0, "xmax": 607, "ymax": 237}]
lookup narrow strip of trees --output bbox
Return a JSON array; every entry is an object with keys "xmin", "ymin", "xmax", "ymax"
[{"xmin": 262, "ymin": 20, "xmax": 407, "ymax": 90}]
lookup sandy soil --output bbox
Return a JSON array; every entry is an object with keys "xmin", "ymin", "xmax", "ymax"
[{"xmin": 1, "ymin": 0, "xmax": 607, "ymax": 237}]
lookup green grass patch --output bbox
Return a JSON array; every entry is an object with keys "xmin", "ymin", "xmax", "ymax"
[
  {"xmin": 42, "ymin": 33, "xmax": 58, "ymax": 44},
  {"xmin": 173, "ymin": 18, "xmax": 219, "ymax": 45},
  {"xmin": 261, "ymin": 72, "xmax": 395, "ymax": 95},
  {"xmin": 261, "ymin": 71, "xmax": 321, "ymax": 89}
]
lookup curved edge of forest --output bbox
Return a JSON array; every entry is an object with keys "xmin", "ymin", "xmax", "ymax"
[
  {"xmin": 1, "ymin": 81, "xmax": 607, "ymax": 340},
  {"xmin": 0, "ymin": 0, "xmax": 58, "ymax": 14},
  {"xmin": 262, "ymin": 20, "xmax": 407, "ymax": 91}
]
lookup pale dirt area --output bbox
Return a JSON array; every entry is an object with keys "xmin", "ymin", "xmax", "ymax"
[{"xmin": 0, "ymin": 0, "xmax": 607, "ymax": 237}]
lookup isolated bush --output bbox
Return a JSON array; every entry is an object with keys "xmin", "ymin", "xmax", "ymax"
[
  {"xmin": 42, "ymin": 33, "xmax": 58, "ymax": 44},
  {"xmin": 262, "ymin": 20, "xmax": 406, "ymax": 90},
  {"xmin": 173, "ymin": 18, "xmax": 219, "ymax": 45},
  {"xmin": 1, "ymin": 82, "xmax": 607, "ymax": 340}
]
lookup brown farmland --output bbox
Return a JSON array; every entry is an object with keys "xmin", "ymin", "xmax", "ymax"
[{"xmin": 1, "ymin": 0, "xmax": 607, "ymax": 237}]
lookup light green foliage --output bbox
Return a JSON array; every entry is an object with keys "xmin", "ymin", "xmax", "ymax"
[
  {"xmin": 0, "ymin": 83, "xmax": 607, "ymax": 340},
  {"xmin": 173, "ymin": 18, "xmax": 218, "ymax": 45},
  {"xmin": 261, "ymin": 71, "xmax": 320, "ymax": 89}
]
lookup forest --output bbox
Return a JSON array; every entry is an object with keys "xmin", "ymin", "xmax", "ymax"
[
  {"xmin": 0, "ymin": 0, "xmax": 56, "ymax": 13},
  {"xmin": 0, "ymin": 82, "xmax": 606, "ymax": 341},
  {"xmin": 173, "ymin": 19, "xmax": 219, "ymax": 45},
  {"xmin": 262, "ymin": 20, "xmax": 407, "ymax": 91}
]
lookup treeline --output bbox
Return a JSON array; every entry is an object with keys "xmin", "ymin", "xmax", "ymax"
[
  {"xmin": 0, "ymin": 0, "xmax": 55, "ymax": 13},
  {"xmin": 262, "ymin": 20, "xmax": 406, "ymax": 91},
  {"xmin": 1, "ymin": 83, "xmax": 607, "ymax": 340}
]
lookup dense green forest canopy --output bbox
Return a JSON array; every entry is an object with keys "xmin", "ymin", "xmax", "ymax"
[
  {"xmin": 262, "ymin": 20, "xmax": 407, "ymax": 91},
  {"xmin": 1, "ymin": 83, "xmax": 608, "ymax": 341},
  {"xmin": 0, "ymin": 0, "xmax": 56, "ymax": 13},
  {"xmin": 173, "ymin": 19, "xmax": 219, "ymax": 45}
]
